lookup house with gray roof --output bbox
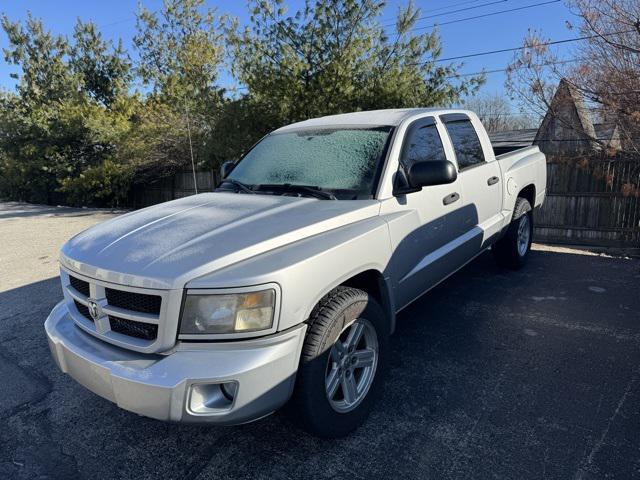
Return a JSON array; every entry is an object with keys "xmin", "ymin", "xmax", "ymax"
[{"xmin": 489, "ymin": 79, "xmax": 621, "ymax": 157}]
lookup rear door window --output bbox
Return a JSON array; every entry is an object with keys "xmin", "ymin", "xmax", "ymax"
[{"xmin": 441, "ymin": 114, "xmax": 485, "ymax": 170}]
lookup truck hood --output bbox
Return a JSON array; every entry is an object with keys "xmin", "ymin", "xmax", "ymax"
[{"xmin": 60, "ymin": 192, "xmax": 380, "ymax": 289}]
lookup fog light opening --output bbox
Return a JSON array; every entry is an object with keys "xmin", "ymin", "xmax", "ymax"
[
  {"xmin": 221, "ymin": 381, "xmax": 238, "ymax": 401},
  {"xmin": 188, "ymin": 382, "xmax": 238, "ymax": 415}
]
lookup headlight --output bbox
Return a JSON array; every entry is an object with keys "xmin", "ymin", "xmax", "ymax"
[{"xmin": 180, "ymin": 289, "xmax": 275, "ymax": 335}]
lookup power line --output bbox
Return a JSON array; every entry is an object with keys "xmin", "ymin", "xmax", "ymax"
[
  {"xmin": 471, "ymin": 107, "xmax": 629, "ymax": 116},
  {"xmin": 417, "ymin": 0, "xmax": 509, "ymax": 21},
  {"xmin": 227, "ymin": 58, "xmax": 589, "ymax": 92},
  {"xmin": 524, "ymin": 137, "xmax": 633, "ymax": 142},
  {"xmin": 379, "ymin": 0, "xmax": 486, "ymax": 23},
  {"xmin": 421, "ymin": 0, "xmax": 485, "ymax": 12},
  {"xmin": 475, "ymin": 112, "xmax": 541, "ymax": 116},
  {"xmin": 445, "ymin": 58, "xmax": 584, "ymax": 78},
  {"xmin": 407, "ymin": 0, "xmax": 562, "ymax": 32},
  {"xmin": 229, "ymin": 61, "xmax": 640, "ymax": 96},
  {"xmin": 101, "ymin": 0, "xmax": 510, "ymax": 32},
  {"xmin": 217, "ymin": 33, "xmax": 634, "ymax": 90},
  {"xmin": 427, "ymin": 29, "xmax": 635, "ymax": 64},
  {"xmin": 382, "ymin": 0, "xmax": 508, "ymax": 28},
  {"xmin": 98, "ymin": 17, "xmax": 135, "ymax": 29}
]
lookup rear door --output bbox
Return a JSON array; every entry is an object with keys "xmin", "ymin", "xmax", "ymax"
[
  {"xmin": 440, "ymin": 113, "xmax": 503, "ymax": 261},
  {"xmin": 382, "ymin": 116, "xmax": 465, "ymax": 309}
]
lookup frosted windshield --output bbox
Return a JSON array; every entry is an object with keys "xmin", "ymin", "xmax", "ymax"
[{"xmin": 228, "ymin": 127, "xmax": 392, "ymax": 198}]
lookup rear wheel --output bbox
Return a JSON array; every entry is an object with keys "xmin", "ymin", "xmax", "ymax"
[
  {"xmin": 492, "ymin": 197, "xmax": 533, "ymax": 269},
  {"xmin": 288, "ymin": 286, "xmax": 389, "ymax": 438}
]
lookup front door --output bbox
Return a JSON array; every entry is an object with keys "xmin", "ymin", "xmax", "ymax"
[{"xmin": 382, "ymin": 116, "xmax": 465, "ymax": 310}]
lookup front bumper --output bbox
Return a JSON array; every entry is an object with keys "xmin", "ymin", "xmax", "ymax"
[{"xmin": 45, "ymin": 301, "xmax": 306, "ymax": 425}]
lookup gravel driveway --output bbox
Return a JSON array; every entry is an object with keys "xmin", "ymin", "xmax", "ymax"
[{"xmin": 1, "ymin": 202, "xmax": 639, "ymax": 480}]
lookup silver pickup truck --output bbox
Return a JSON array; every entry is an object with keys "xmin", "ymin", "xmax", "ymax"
[{"xmin": 45, "ymin": 108, "xmax": 546, "ymax": 437}]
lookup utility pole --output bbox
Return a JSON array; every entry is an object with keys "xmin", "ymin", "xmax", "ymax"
[{"xmin": 185, "ymin": 104, "xmax": 198, "ymax": 195}]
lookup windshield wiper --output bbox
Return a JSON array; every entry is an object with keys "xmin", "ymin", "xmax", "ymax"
[
  {"xmin": 219, "ymin": 179, "xmax": 256, "ymax": 194},
  {"xmin": 256, "ymin": 183, "xmax": 337, "ymax": 200}
]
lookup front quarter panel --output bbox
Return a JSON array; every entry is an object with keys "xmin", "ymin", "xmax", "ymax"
[{"xmin": 187, "ymin": 216, "xmax": 393, "ymax": 332}]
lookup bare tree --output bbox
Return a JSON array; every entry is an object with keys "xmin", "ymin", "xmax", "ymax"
[
  {"xmin": 464, "ymin": 94, "xmax": 538, "ymax": 133},
  {"xmin": 505, "ymin": 0, "xmax": 640, "ymax": 154}
]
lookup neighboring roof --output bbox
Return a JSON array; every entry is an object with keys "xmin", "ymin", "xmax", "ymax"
[
  {"xmin": 275, "ymin": 108, "xmax": 472, "ymax": 132},
  {"xmin": 489, "ymin": 128, "xmax": 538, "ymax": 148},
  {"xmin": 594, "ymin": 123, "xmax": 618, "ymax": 141},
  {"xmin": 489, "ymin": 123, "xmax": 619, "ymax": 149},
  {"xmin": 534, "ymin": 78, "xmax": 598, "ymax": 145}
]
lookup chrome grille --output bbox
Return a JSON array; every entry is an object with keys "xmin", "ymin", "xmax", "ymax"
[
  {"xmin": 70, "ymin": 276, "xmax": 90, "ymax": 297},
  {"xmin": 105, "ymin": 288, "xmax": 161, "ymax": 315},
  {"xmin": 65, "ymin": 272, "xmax": 164, "ymax": 346},
  {"xmin": 109, "ymin": 316, "xmax": 158, "ymax": 340},
  {"xmin": 74, "ymin": 299, "xmax": 92, "ymax": 321}
]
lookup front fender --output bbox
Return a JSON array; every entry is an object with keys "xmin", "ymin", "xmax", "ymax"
[{"xmin": 187, "ymin": 216, "xmax": 394, "ymax": 332}]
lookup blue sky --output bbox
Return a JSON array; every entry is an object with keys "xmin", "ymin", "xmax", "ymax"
[{"xmin": 0, "ymin": 0, "xmax": 576, "ymax": 104}]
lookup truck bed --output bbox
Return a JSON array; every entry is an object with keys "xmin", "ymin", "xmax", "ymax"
[{"xmin": 493, "ymin": 144, "xmax": 536, "ymax": 157}]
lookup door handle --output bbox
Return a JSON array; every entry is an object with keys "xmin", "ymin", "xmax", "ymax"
[
  {"xmin": 487, "ymin": 176, "xmax": 500, "ymax": 186},
  {"xmin": 443, "ymin": 192, "xmax": 460, "ymax": 205}
]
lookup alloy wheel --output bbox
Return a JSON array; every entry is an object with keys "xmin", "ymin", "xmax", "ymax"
[
  {"xmin": 325, "ymin": 318, "xmax": 379, "ymax": 413},
  {"xmin": 517, "ymin": 214, "xmax": 531, "ymax": 257}
]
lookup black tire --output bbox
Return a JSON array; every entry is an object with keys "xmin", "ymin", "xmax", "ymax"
[
  {"xmin": 288, "ymin": 286, "xmax": 389, "ymax": 438},
  {"xmin": 492, "ymin": 197, "xmax": 533, "ymax": 269}
]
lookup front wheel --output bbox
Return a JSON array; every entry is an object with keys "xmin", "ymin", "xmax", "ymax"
[
  {"xmin": 492, "ymin": 197, "xmax": 533, "ymax": 269},
  {"xmin": 288, "ymin": 286, "xmax": 389, "ymax": 438}
]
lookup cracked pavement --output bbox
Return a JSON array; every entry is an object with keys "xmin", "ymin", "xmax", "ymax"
[{"xmin": 1, "ymin": 202, "xmax": 639, "ymax": 479}]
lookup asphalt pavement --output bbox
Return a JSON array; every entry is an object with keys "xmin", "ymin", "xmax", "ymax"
[{"xmin": 1, "ymin": 202, "xmax": 639, "ymax": 479}]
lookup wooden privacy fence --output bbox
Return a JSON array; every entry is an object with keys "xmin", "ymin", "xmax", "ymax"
[
  {"xmin": 129, "ymin": 160, "xmax": 639, "ymax": 249},
  {"xmin": 129, "ymin": 169, "xmax": 219, "ymax": 208},
  {"xmin": 534, "ymin": 155, "xmax": 640, "ymax": 248}
]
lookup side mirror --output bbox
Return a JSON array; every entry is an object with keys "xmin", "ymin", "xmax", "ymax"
[
  {"xmin": 220, "ymin": 161, "xmax": 235, "ymax": 179},
  {"xmin": 407, "ymin": 160, "xmax": 457, "ymax": 188}
]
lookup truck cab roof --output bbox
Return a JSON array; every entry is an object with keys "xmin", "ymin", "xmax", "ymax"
[{"xmin": 275, "ymin": 108, "xmax": 477, "ymax": 131}]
